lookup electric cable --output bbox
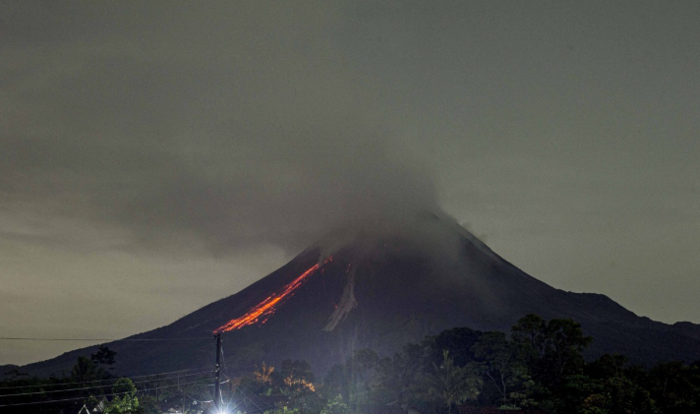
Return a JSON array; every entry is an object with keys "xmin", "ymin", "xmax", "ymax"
[
  {"xmin": 0, "ymin": 379, "xmax": 213, "ymax": 408},
  {"xmin": 219, "ymin": 343, "xmax": 273, "ymax": 413},
  {"xmin": 235, "ymin": 384, "xmax": 265, "ymax": 413},
  {"xmin": 0, "ymin": 336, "xmax": 210, "ymax": 342},
  {"xmin": 0, "ymin": 366, "xmax": 212, "ymax": 391},
  {"xmin": 0, "ymin": 369, "xmax": 212, "ymax": 398},
  {"xmin": 232, "ymin": 377, "xmax": 277, "ymax": 413}
]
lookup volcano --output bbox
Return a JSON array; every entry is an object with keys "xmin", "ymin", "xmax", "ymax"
[{"xmin": 20, "ymin": 213, "xmax": 700, "ymax": 377}]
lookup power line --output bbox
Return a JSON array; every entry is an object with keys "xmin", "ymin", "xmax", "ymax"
[
  {"xmin": 0, "ymin": 366, "xmax": 211, "ymax": 391},
  {"xmin": 0, "ymin": 379, "xmax": 213, "ymax": 408},
  {"xmin": 0, "ymin": 370, "xmax": 212, "ymax": 398},
  {"xmin": 0, "ymin": 336, "xmax": 210, "ymax": 342},
  {"xmin": 0, "ymin": 367, "xmax": 211, "ymax": 390},
  {"xmin": 228, "ymin": 374, "xmax": 276, "ymax": 414}
]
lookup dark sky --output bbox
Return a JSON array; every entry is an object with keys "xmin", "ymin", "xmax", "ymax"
[{"xmin": 1, "ymin": 2, "xmax": 698, "ymax": 366}]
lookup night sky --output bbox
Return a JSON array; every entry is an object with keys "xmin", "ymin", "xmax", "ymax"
[{"xmin": 1, "ymin": 2, "xmax": 698, "ymax": 366}]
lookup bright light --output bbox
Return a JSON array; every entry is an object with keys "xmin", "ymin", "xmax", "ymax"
[{"xmin": 214, "ymin": 402, "xmax": 238, "ymax": 414}]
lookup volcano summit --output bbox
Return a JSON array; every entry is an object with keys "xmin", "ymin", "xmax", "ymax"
[{"xmin": 20, "ymin": 213, "xmax": 700, "ymax": 377}]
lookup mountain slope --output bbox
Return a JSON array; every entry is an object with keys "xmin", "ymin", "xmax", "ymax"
[{"xmin": 21, "ymin": 214, "xmax": 700, "ymax": 377}]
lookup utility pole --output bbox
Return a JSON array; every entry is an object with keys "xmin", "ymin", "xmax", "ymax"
[
  {"xmin": 214, "ymin": 333, "xmax": 222, "ymax": 413},
  {"xmin": 178, "ymin": 374, "xmax": 186, "ymax": 414}
]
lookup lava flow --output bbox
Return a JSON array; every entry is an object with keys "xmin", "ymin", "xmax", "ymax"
[{"xmin": 214, "ymin": 259, "xmax": 330, "ymax": 334}]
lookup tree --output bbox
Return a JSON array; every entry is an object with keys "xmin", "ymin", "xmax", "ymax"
[
  {"xmin": 254, "ymin": 362, "xmax": 275, "ymax": 385},
  {"xmin": 587, "ymin": 354, "xmax": 628, "ymax": 381},
  {"xmin": 264, "ymin": 405, "xmax": 300, "ymax": 414},
  {"xmin": 327, "ymin": 349, "xmax": 383, "ymax": 407},
  {"xmin": 91, "ymin": 345, "xmax": 117, "ymax": 368},
  {"xmin": 3, "ymin": 369, "xmax": 28, "ymax": 380},
  {"xmin": 320, "ymin": 395, "xmax": 351, "ymax": 414},
  {"xmin": 511, "ymin": 314, "xmax": 547, "ymax": 356},
  {"xmin": 647, "ymin": 361, "xmax": 700, "ymax": 413},
  {"xmin": 426, "ymin": 327, "xmax": 483, "ymax": 368},
  {"xmin": 544, "ymin": 318, "xmax": 592, "ymax": 381},
  {"xmin": 104, "ymin": 378, "xmax": 139, "ymax": 414},
  {"xmin": 135, "ymin": 395, "xmax": 161, "ymax": 414},
  {"xmin": 509, "ymin": 315, "xmax": 593, "ymax": 411},
  {"xmin": 472, "ymin": 331, "xmax": 533, "ymax": 409},
  {"xmin": 511, "ymin": 315, "xmax": 592, "ymax": 386},
  {"xmin": 580, "ymin": 377, "xmax": 658, "ymax": 414},
  {"xmin": 72, "ymin": 356, "xmax": 98, "ymax": 385},
  {"xmin": 422, "ymin": 350, "xmax": 481, "ymax": 414},
  {"xmin": 280, "ymin": 359, "xmax": 315, "ymax": 392},
  {"xmin": 376, "ymin": 343, "xmax": 427, "ymax": 406}
]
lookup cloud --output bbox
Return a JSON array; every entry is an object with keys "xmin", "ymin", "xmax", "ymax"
[
  {"xmin": 2, "ymin": 117, "xmax": 438, "ymax": 257},
  {"xmin": 115, "ymin": 122, "xmax": 438, "ymax": 254},
  {"xmin": 0, "ymin": 3, "xmax": 439, "ymax": 256},
  {"xmin": 0, "ymin": 2, "xmax": 455, "ymax": 258}
]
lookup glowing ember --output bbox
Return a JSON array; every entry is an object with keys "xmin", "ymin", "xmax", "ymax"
[{"xmin": 214, "ymin": 260, "xmax": 328, "ymax": 334}]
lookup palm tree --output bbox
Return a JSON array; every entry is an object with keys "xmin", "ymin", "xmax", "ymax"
[{"xmin": 254, "ymin": 362, "xmax": 275, "ymax": 385}]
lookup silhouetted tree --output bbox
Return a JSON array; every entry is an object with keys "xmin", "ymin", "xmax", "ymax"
[
  {"xmin": 71, "ymin": 356, "xmax": 97, "ymax": 386},
  {"xmin": 91, "ymin": 345, "xmax": 117, "ymax": 368},
  {"xmin": 472, "ymin": 331, "xmax": 533, "ymax": 408},
  {"xmin": 511, "ymin": 314, "xmax": 591, "ymax": 387},
  {"xmin": 376, "ymin": 342, "xmax": 427, "ymax": 406},
  {"xmin": 426, "ymin": 327, "xmax": 483, "ymax": 368},
  {"xmin": 422, "ymin": 350, "xmax": 481, "ymax": 414}
]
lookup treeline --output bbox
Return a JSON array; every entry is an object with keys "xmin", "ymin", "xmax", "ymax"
[
  {"xmin": 0, "ymin": 345, "xmax": 210, "ymax": 414},
  {"xmin": 243, "ymin": 315, "xmax": 700, "ymax": 414},
  {"xmin": 3, "ymin": 315, "xmax": 700, "ymax": 414}
]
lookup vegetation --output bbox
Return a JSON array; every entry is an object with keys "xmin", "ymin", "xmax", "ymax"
[
  {"xmin": 267, "ymin": 314, "xmax": 700, "ymax": 414},
  {"xmin": 0, "ymin": 346, "xmax": 209, "ymax": 414},
  {"xmin": 3, "ymin": 315, "xmax": 700, "ymax": 414}
]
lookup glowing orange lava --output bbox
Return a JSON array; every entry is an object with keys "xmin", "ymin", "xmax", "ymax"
[{"xmin": 214, "ymin": 260, "xmax": 328, "ymax": 334}]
